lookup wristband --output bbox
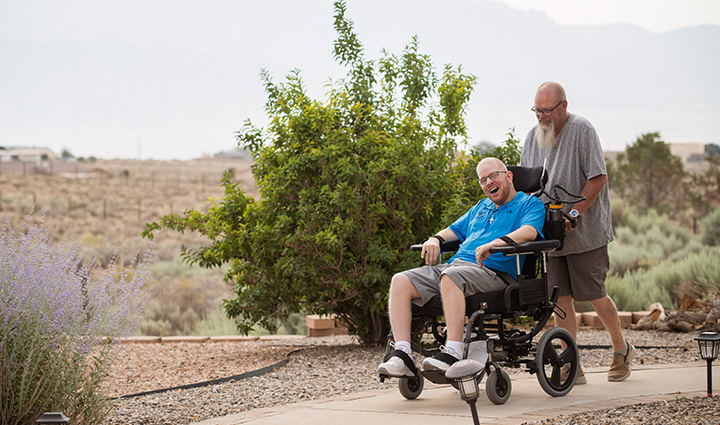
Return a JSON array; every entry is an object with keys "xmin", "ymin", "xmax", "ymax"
[{"xmin": 430, "ymin": 235, "xmax": 445, "ymax": 245}]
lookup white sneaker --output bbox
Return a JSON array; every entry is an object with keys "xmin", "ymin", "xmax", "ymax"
[
  {"xmin": 378, "ymin": 352, "xmax": 416, "ymax": 377},
  {"xmin": 422, "ymin": 346, "xmax": 461, "ymax": 373}
]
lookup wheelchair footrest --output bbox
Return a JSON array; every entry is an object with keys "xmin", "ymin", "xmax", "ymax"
[{"xmin": 421, "ymin": 369, "xmax": 452, "ymax": 385}]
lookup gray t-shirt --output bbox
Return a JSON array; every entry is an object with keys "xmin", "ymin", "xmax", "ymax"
[{"xmin": 520, "ymin": 113, "xmax": 614, "ymax": 256}]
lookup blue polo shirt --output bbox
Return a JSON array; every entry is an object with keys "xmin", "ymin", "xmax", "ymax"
[{"xmin": 447, "ymin": 192, "xmax": 545, "ymax": 279}]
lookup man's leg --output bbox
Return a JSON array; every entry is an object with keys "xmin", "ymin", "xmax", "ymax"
[
  {"xmin": 387, "ymin": 273, "xmax": 421, "ymax": 343},
  {"xmin": 422, "ymin": 275, "xmax": 465, "ymax": 372},
  {"xmin": 564, "ymin": 247, "xmax": 634, "ymax": 382},
  {"xmin": 554, "ymin": 294, "xmax": 578, "ymax": 339},
  {"xmin": 589, "ymin": 295, "xmax": 625, "ymax": 352},
  {"xmin": 548, "ymin": 256, "xmax": 586, "ymax": 383},
  {"xmin": 378, "ymin": 273, "xmax": 423, "ymax": 377},
  {"xmin": 591, "ymin": 295, "xmax": 635, "ymax": 382},
  {"xmin": 439, "ymin": 274, "xmax": 465, "ymax": 342},
  {"xmin": 423, "ymin": 262, "xmax": 504, "ymax": 372}
]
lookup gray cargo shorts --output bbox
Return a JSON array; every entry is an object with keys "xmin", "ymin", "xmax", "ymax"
[
  {"xmin": 548, "ymin": 245, "xmax": 610, "ymax": 301},
  {"xmin": 401, "ymin": 259, "xmax": 507, "ymax": 307}
]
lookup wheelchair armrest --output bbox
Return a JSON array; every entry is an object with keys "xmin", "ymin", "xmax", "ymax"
[
  {"xmin": 489, "ymin": 240, "xmax": 560, "ymax": 255},
  {"xmin": 410, "ymin": 239, "xmax": 461, "ymax": 253}
]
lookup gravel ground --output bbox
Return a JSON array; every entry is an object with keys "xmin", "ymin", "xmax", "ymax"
[{"xmin": 101, "ymin": 330, "xmax": 718, "ymax": 425}]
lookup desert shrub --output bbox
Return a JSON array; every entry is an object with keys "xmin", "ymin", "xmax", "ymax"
[
  {"xmin": 609, "ymin": 202, "xmax": 699, "ymax": 275},
  {"xmin": 139, "ymin": 300, "xmax": 199, "ymax": 336},
  {"xmin": 0, "ymin": 215, "xmax": 150, "ymax": 425},
  {"xmin": 701, "ymin": 207, "xmax": 720, "ymax": 246},
  {"xmin": 136, "ymin": 258, "xmax": 230, "ymax": 336},
  {"xmin": 192, "ymin": 309, "xmax": 241, "ymax": 336},
  {"xmin": 609, "ymin": 225, "xmax": 703, "ymax": 276},
  {"xmin": 191, "ymin": 310, "xmax": 308, "ymax": 336},
  {"xmin": 611, "ymin": 201, "xmax": 690, "ymax": 244},
  {"xmin": 607, "ymin": 248, "xmax": 720, "ymax": 311}
]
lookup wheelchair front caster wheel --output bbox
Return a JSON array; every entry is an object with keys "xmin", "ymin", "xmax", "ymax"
[
  {"xmin": 398, "ymin": 374, "xmax": 424, "ymax": 399},
  {"xmin": 485, "ymin": 369, "xmax": 511, "ymax": 405}
]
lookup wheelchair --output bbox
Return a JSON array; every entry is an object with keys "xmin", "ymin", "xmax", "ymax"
[{"xmin": 379, "ymin": 165, "xmax": 583, "ymax": 404}]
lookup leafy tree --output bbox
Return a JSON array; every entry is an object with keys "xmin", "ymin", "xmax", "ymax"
[
  {"xmin": 610, "ymin": 132, "xmax": 686, "ymax": 216},
  {"xmin": 687, "ymin": 155, "xmax": 720, "ymax": 232},
  {"xmin": 144, "ymin": 1, "xmax": 485, "ymax": 345},
  {"xmin": 705, "ymin": 143, "xmax": 720, "ymax": 157},
  {"xmin": 696, "ymin": 156, "xmax": 720, "ymax": 233}
]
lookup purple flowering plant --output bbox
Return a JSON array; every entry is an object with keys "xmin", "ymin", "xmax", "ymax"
[{"xmin": 0, "ymin": 213, "xmax": 151, "ymax": 425}]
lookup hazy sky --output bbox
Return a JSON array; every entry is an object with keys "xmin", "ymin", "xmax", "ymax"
[
  {"xmin": 2, "ymin": 0, "xmax": 719, "ymax": 159},
  {"xmin": 502, "ymin": 0, "xmax": 720, "ymax": 32}
]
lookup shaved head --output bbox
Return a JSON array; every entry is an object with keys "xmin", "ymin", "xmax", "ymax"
[
  {"xmin": 476, "ymin": 157, "xmax": 507, "ymax": 177},
  {"xmin": 537, "ymin": 81, "xmax": 566, "ymax": 103}
]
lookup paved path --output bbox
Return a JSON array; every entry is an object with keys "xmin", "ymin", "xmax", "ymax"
[{"xmin": 193, "ymin": 362, "xmax": 717, "ymax": 425}]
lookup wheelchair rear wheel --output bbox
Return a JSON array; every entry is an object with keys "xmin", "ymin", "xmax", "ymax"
[
  {"xmin": 485, "ymin": 368, "xmax": 512, "ymax": 405},
  {"xmin": 535, "ymin": 327, "xmax": 579, "ymax": 397},
  {"xmin": 398, "ymin": 374, "xmax": 424, "ymax": 400}
]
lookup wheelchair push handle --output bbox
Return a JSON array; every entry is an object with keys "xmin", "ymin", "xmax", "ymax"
[{"xmin": 542, "ymin": 184, "xmax": 586, "ymax": 251}]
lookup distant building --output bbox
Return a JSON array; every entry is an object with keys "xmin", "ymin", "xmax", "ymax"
[
  {"xmin": 604, "ymin": 142, "xmax": 709, "ymax": 172},
  {"xmin": 0, "ymin": 147, "xmax": 58, "ymax": 164},
  {"xmin": 213, "ymin": 147, "xmax": 252, "ymax": 160},
  {"xmin": 669, "ymin": 142, "xmax": 705, "ymax": 164}
]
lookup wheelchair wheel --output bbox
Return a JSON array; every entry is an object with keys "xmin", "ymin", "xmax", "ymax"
[
  {"xmin": 485, "ymin": 369, "xmax": 512, "ymax": 405},
  {"xmin": 535, "ymin": 327, "xmax": 579, "ymax": 397},
  {"xmin": 398, "ymin": 374, "xmax": 424, "ymax": 400}
]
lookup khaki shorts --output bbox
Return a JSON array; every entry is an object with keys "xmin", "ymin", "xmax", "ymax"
[
  {"xmin": 548, "ymin": 245, "xmax": 609, "ymax": 301},
  {"xmin": 402, "ymin": 259, "xmax": 507, "ymax": 307}
]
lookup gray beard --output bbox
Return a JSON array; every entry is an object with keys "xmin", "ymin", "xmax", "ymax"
[{"xmin": 536, "ymin": 122, "xmax": 557, "ymax": 149}]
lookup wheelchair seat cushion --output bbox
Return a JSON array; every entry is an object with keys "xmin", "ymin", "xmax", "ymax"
[{"xmin": 413, "ymin": 289, "xmax": 508, "ymax": 317}]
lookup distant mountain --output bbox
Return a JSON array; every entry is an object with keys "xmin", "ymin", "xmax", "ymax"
[{"xmin": 1, "ymin": 0, "xmax": 718, "ymax": 159}]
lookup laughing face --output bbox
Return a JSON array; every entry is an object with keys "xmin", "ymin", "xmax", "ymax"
[{"xmin": 477, "ymin": 158, "xmax": 516, "ymax": 206}]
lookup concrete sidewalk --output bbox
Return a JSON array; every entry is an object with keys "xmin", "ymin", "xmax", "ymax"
[{"xmin": 193, "ymin": 362, "xmax": 717, "ymax": 425}]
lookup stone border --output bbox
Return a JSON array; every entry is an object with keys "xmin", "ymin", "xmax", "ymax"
[
  {"xmin": 107, "ymin": 310, "xmax": 654, "ymax": 345},
  {"xmin": 112, "ymin": 347, "xmax": 307, "ymax": 399}
]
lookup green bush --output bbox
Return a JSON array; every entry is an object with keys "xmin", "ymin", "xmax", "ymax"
[
  {"xmin": 611, "ymin": 200, "xmax": 690, "ymax": 245},
  {"xmin": 607, "ymin": 249, "xmax": 720, "ymax": 311},
  {"xmin": 144, "ymin": 1, "xmax": 489, "ymax": 345},
  {"xmin": 0, "ymin": 215, "xmax": 150, "ymax": 424},
  {"xmin": 610, "ymin": 225, "xmax": 703, "ymax": 276},
  {"xmin": 609, "ymin": 201, "xmax": 700, "ymax": 276},
  {"xmin": 701, "ymin": 207, "xmax": 720, "ymax": 246}
]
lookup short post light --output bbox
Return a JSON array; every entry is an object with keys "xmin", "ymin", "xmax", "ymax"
[
  {"xmin": 694, "ymin": 331, "xmax": 720, "ymax": 397},
  {"xmin": 446, "ymin": 359, "xmax": 484, "ymax": 425},
  {"xmin": 35, "ymin": 412, "xmax": 70, "ymax": 424}
]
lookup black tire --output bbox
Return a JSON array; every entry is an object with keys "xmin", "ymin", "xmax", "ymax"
[
  {"xmin": 535, "ymin": 327, "xmax": 579, "ymax": 397},
  {"xmin": 485, "ymin": 369, "xmax": 512, "ymax": 405},
  {"xmin": 399, "ymin": 374, "xmax": 424, "ymax": 400}
]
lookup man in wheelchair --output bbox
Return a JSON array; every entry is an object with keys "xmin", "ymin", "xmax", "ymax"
[{"xmin": 378, "ymin": 157, "xmax": 546, "ymax": 378}]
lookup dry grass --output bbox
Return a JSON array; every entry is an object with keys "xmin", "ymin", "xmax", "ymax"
[{"xmin": 0, "ymin": 157, "xmax": 257, "ymax": 335}]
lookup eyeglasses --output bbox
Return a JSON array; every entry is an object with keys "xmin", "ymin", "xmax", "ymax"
[
  {"xmin": 479, "ymin": 170, "xmax": 508, "ymax": 186},
  {"xmin": 531, "ymin": 100, "xmax": 563, "ymax": 116}
]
